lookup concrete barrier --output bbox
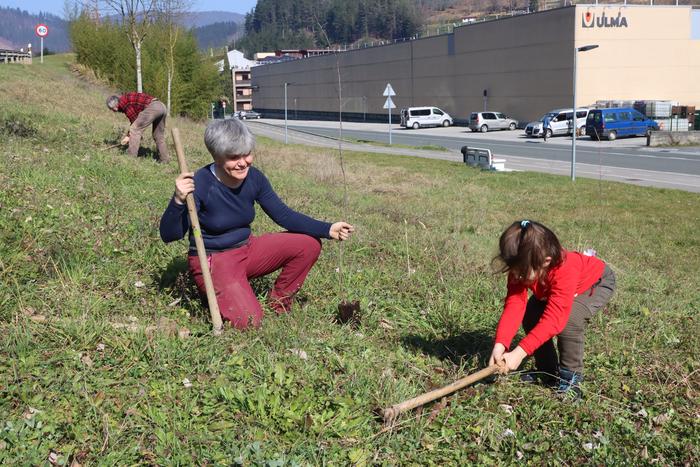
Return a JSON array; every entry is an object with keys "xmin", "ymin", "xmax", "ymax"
[
  {"xmin": 647, "ymin": 131, "xmax": 700, "ymax": 147},
  {"xmin": 460, "ymin": 146, "xmax": 506, "ymax": 171}
]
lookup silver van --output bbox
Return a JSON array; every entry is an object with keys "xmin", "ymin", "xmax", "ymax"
[
  {"xmin": 469, "ymin": 112, "xmax": 518, "ymax": 132},
  {"xmin": 400, "ymin": 107, "xmax": 453, "ymax": 129}
]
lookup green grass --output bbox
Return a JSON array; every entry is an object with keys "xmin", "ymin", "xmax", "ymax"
[
  {"xmin": 349, "ymin": 138, "xmax": 449, "ymax": 152},
  {"xmin": 1, "ymin": 55, "xmax": 699, "ymax": 465}
]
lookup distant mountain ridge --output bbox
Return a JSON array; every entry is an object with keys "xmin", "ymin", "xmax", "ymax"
[
  {"xmin": 0, "ymin": 7, "xmax": 71, "ymax": 52},
  {"xmin": 0, "ymin": 6, "xmax": 244, "ymax": 52},
  {"xmin": 183, "ymin": 11, "xmax": 244, "ymax": 28}
]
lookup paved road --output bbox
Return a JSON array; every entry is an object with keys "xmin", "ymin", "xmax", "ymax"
[{"xmin": 246, "ymin": 119, "xmax": 700, "ymax": 193}]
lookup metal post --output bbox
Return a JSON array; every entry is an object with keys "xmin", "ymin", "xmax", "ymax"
[
  {"xmin": 40, "ymin": 37, "xmax": 44, "ymax": 63},
  {"xmin": 572, "ymin": 44, "xmax": 599, "ymax": 181},
  {"xmin": 284, "ymin": 82, "xmax": 288, "ymax": 144},
  {"xmin": 572, "ymin": 48, "xmax": 577, "ymax": 181},
  {"xmin": 389, "ymin": 108, "xmax": 392, "ymax": 145}
]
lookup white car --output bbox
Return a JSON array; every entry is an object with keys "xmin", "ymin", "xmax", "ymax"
[
  {"xmin": 400, "ymin": 107, "xmax": 453, "ymax": 129},
  {"xmin": 525, "ymin": 108, "xmax": 589, "ymax": 138}
]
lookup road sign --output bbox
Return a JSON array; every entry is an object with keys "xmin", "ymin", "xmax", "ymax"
[
  {"xmin": 35, "ymin": 24, "xmax": 49, "ymax": 37},
  {"xmin": 383, "ymin": 83, "xmax": 396, "ymax": 97},
  {"xmin": 381, "ymin": 85, "xmax": 397, "ymax": 145}
]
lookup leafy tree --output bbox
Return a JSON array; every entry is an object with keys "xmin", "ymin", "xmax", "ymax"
[{"xmin": 102, "ymin": 0, "xmax": 158, "ymax": 93}]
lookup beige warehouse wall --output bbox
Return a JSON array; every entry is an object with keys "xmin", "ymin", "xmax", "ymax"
[
  {"xmin": 448, "ymin": 7, "xmax": 574, "ymax": 122},
  {"xmin": 252, "ymin": 6, "xmax": 699, "ymax": 124},
  {"xmin": 252, "ymin": 9, "xmax": 575, "ymax": 123},
  {"xmin": 575, "ymin": 6, "xmax": 700, "ymax": 108},
  {"xmin": 252, "ymin": 42, "xmax": 415, "ymax": 116}
]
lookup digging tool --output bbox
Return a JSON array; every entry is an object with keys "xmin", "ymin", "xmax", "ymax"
[
  {"xmin": 171, "ymin": 127, "xmax": 224, "ymax": 336},
  {"xmin": 101, "ymin": 143, "xmax": 122, "ymax": 151},
  {"xmin": 381, "ymin": 364, "xmax": 503, "ymax": 424}
]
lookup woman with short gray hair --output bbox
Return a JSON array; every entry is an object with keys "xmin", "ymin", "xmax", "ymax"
[{"xmin": 159, "ymin": 119, "xmax": 354, "ymax": 329}]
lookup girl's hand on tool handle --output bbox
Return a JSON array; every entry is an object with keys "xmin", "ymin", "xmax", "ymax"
[
  {"xmin": 174, "ymin": 172, "xmax": 194, "ymax": 205},
  {"xmin": 489, "ymin": 343, "xmax": 506, "ymax": 367},
  {"xmin": 489, "ymin": 343, "xmax": 527, "ymax": 372},
  {"xmin": 502, "ymin": 346, "xmax": 527, "ymax": 372},
  {"xmin": 329, "ymin": 222, "xmax": 355, "ymax": 241}
]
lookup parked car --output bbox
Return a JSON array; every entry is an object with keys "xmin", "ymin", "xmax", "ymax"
[
  {"xmin": 400, "ymin": 107, "xmax": 453, "ymax": 129},
  {"xmin": 585, "ymin": 108, "xmax": 658, "ymax": 141},
  {"xmin": 468, "ymin": 111, "xmax": 518, "ymax": 132},
  {"xmin": 525, "ymin": 108, "xmax": 590, "ymax": 138},
  {"xmin": 237, "ymin": 110, "xmax": 262, "ymax": 120}
]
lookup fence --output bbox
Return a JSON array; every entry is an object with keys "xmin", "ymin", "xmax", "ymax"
[{"xmin": 1, "ymin": 50, "xmax": 32, "ymax": 64}]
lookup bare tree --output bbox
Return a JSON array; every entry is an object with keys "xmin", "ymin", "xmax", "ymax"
[
  {"xmin": 102, "ymin": 0, "xmax": 157, "ymax": 92},
  {"xmin": 157, "ymin": 0, "xmax": 191, "ymax": 116}
]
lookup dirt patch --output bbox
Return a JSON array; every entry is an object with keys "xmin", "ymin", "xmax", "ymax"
[{"xmin": 1, "ymin": 112, "xmax": 37, "ymax": 137}]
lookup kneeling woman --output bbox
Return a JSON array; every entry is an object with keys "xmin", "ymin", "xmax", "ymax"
[{"xmin": 159, "ymin": 119, "xmax": 354, "ymax": 329}]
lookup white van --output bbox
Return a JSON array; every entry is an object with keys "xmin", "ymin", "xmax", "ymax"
[
  {"xmin": 400, "ymin": 107, "xmax": 453, "ymax": 129},
  {"xmin": 525, "ymin": 108, "xmax": 590, "ymax": 138}
]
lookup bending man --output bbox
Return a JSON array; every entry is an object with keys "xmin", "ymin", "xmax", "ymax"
[{"xmin": 106, "ymin": 92, "xmax": 170, "ymax": 162}]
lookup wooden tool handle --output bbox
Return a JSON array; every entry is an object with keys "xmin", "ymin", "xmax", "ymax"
[
  {"xmin": 382, "ymin": 364, "xmax": 500, "ymax": 423},
  {"xmin": 171, "ymin": 128, "xmax": 223, "ymax": 335}
]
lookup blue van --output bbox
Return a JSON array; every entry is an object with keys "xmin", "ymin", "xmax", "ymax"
[{"xmin": 585, "ymin": 108, "xmax": 658, "ymax": 141}]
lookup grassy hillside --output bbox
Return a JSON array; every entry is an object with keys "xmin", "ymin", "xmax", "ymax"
[{"xmin": 1, "ymin": 56, "xmax": 698, "ymax": 464}]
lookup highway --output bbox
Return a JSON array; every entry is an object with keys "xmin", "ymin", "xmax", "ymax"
[{"xmin": 245, "ymin": 119, "xmax": 700, "ymax": 192}]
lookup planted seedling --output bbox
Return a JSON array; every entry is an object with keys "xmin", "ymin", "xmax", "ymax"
[{"xmin": 337, "ymin": 299, "xmax": 361, "ymax": 327}]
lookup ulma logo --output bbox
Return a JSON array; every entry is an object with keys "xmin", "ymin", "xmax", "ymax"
[{"xmin": 582, "ymin": 10, "xmax": 629, "ymax": 28}]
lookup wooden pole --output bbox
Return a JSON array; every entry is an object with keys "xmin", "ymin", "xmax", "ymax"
[
  {"xmin": 381, "ymin": 364, "xmax": 501, "ymax": 423},
  {"xmin": 171, "ymin": 128, "xmax": 224, "ymax": 335}
]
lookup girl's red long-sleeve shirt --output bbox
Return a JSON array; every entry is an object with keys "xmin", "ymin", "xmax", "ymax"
[{"xmin": 495, "ymin": 250, "xmax": 605, "ymax": 355}]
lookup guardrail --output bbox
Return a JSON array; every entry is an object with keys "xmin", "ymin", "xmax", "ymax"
[{"xmin": 1, "ymin": 49, "xmax": 32, "ymax": 64}]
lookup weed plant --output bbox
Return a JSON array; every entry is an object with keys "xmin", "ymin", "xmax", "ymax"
[{"xmin": 0, "ymin": 56, "xmax": 698, "ymax": 464}]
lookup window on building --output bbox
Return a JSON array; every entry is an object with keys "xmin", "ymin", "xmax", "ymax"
[{"xmin": 692, "ymin": 10, "xmax": 700, "ymax": 40}]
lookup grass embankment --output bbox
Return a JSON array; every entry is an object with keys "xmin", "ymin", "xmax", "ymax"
[{"xmin": 1, "ymin": 55, "xmax": 698, "ymax": 465}]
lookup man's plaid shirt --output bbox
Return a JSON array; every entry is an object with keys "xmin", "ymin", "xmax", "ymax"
[{"xmin": 117, "ymin": 92, "xmax": 154, "ymax": 123}]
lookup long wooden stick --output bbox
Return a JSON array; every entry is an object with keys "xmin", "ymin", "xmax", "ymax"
[
  {"xmin": 171, "ymin": 128, "xmax": 223, "ymax": 335},
  {"xmin": 381, "ymin": 364, "xmax": 501, "ymax": 423},
  {"xmin": 100, "ymin": 143, "xmax": 122, "ymax": 151}
]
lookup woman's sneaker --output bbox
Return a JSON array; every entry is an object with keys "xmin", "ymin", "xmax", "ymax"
[{"xmin": 557, "ymin": 367, "xmax": 583, "ymax": 401}]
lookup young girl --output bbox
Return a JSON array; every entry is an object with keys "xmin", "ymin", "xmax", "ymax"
[{"xmin": 488, "ymin": 220, "xmax": 616, "ymax": 399}]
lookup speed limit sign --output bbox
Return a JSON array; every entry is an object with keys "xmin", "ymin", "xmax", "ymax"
[{"xmin": 35, "ymin": 24, "xmax": 49, "ymax": 37}]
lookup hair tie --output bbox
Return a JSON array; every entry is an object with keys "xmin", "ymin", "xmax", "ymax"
[{"xmin": 520, "ymin": 220, "xmax": 531, "ymax": 229}]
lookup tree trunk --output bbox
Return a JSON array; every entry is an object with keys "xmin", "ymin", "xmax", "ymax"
[
  {"xmin": 135, "ymin": 39, "xmax": 143, "ymax": 93},
  {"xmin": 167, "ymin": 69, "xmax": 172, "ymax": 116}
]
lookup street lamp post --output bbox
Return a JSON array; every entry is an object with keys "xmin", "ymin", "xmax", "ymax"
[
  {"xmin": 283, "ymin": 82, "xmax": 296, "ymax": 144},
  {"xmin": 284, "ymin": 82, "xmax": 289, "ymax": 144},
  {"xmin": 572, "ymin": 44, "xmax": 599, "ymax": 181}
]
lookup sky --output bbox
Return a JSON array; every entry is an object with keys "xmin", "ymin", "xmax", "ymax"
[{"xmin": 0, "ymin": 0, "xmax": 258, "ymax": 18}]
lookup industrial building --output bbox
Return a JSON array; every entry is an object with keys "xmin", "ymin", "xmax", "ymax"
[{"xmin": 250, "ymin": 4, "xmax": 700, "ymax": 125}]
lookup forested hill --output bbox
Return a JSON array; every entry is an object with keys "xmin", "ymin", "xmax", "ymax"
[
  {"xmin": 237, "ymin": 0, "xmax": 541, "ymax": 56},
  {"xmin": 0, "ymin": 7, "xmax": 71, "ymax": 52},
  {"xmin": 239, "ymin": 0, "xmax": 422, "ymax": 55}
]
